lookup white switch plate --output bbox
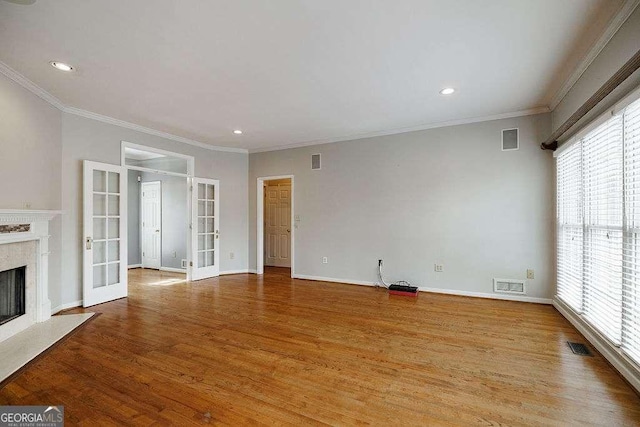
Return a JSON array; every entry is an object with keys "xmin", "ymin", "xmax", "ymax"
[
  {"xmin": 527, "ymin": 269, "xmax": 534, "ymax": 279},
  {"xmin": 434, "ymin": 264, "xmax": 443, "ymax": 272}
]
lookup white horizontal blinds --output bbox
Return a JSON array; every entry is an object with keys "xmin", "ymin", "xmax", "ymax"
[
  {"xmin": 623, "ymin": 98, "xmax": 640, "ymax": 364},
  {"xmin": 582, "ymin": 114, "xmax": 624, "ymax": 344},
  {"xmin": 557, "ymin": 142, "xmax": 584, "ymax": 311}
]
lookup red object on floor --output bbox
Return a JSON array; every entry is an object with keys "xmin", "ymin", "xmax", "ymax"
[{"xmin": 389, "ymin": 290, "xmax": 419, "ymax": 297}]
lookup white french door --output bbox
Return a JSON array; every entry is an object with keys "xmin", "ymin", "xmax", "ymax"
[
  {"xmin": 191, "ymin": 178, "xmax": 220, "ymax": 280},
  {"xmin": 83, "ymin": 161, "xmax": 127, "ymax": 307},
  {"xmin": 141, "ymin": 181, "xmax": 162, "ymax": 269}
]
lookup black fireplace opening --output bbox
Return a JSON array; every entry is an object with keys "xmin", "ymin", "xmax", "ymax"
[{"xmin": 0, "ymin": 266, "xmax": 26, "ymax": 326}]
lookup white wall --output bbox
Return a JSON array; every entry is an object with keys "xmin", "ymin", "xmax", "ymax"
[
  {"xmin": 61, "ymin": 113, "xmax": 248, "ymax": 305},
  {"xmin": 0, "ymin": 73, "xmax": 63, "ymax": 310},
  {"xmin": 553, "ymin": 6, "xmax": 640, "ymax": 136},
  {"xmin": 127, "ymin": 170, "xmax": 141, "ymax": 266},
  {"xmin": 250, "ymin": 113, "xmax": 555, "ymax": 299}
]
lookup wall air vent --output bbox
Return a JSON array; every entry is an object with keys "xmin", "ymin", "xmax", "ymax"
[
  {"xmin": 502, "ymin": 128, "xmax": 519, "ymax": 151},
  {"xmin": 493, "ymin": 278, "xmax": 526, "ymax": 295},
  {"xmin": 311, "ymin": 153, "xmax": 321, "ymax": 170}
]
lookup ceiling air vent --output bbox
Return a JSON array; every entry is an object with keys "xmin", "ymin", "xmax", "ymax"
[
  {"xmin": 502, "ymin": 128, "xmax": 519, "ymax": 151},
  {"xmin": 493, "ymin": 278, "xmax": 526, "ymax": 295},
  {"xmin": 311, "ymin": 153, "xmax": 321, "ymax": 170}
]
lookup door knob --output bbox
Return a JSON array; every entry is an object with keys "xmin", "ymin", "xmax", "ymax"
[
  {"xmin": 155, "ymin": 229, "xmax": 160, "ymax": 233},
  {"xmin": 287, "ymin": 229, "xmax": 290, "ymax": 233}
]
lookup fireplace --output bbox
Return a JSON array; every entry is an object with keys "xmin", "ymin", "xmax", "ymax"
[
  {"xmin": 0, "ymin": 209, "xmax": 60, "ymax": 343},
  {"xmin": 0, "ymin": 266, "xmax": 26, "ymax": 326}
]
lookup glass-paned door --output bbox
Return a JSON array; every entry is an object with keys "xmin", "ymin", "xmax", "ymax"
[
  {"xmin": 83, "ymin": 161, "xmax": 127, "ymax": 307},
  {"xmin": 191, "ymin": 178, "xmax": 220, "ymax": 280}
]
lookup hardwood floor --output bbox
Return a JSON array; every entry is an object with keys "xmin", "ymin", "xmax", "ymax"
[{"xmin": 1, "ymin": 268, "xmax": 639, "ymax": 425}]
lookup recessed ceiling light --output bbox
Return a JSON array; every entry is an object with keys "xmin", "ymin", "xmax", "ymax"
[
  {"xmin": 233, "ymin": 130, "xmax": 243, "ymax": 135},
  {"xmin": 50, "ymin": 61, "xmax": 73, "ymax": 72},
  {"xmin": 439, "ymin": 87, "xmax": 455, "ymax": 95}
]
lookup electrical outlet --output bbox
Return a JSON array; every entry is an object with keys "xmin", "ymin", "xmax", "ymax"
[
  {"xmin": 230, "ymin": 252, "xmax": 235, "ymax": 260},
  {"xmin": 322, "ymin": 257, "xmax": 328, "ymax": 264},
  {"xmin": 527, "ymin": 269, "xmax": 535, "ymax": 279},
  {"xmin": 23, "ymin": 202, "xmax": 32, "ymax": 209},
  {"xmin": 434, "ymin": 264, "xmax": 443, "ymax": 272},
  {"xmin": 181, "ymin": 259, "xmax": 187, "ymax": 268}
]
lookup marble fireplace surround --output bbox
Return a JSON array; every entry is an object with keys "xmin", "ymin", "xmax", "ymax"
[{"xmin": 0, "ymin": 209, "xmax": 61, "ymax": 343}]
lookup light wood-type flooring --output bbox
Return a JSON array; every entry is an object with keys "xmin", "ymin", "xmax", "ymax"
[{"xmin": 1, "ymin": 267, "xmax": 639, "ymax": 425}]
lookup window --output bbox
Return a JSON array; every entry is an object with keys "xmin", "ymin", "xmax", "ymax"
[{"xmin": 557, "ymin": 97, "xmax": 640, "ymax": 365}]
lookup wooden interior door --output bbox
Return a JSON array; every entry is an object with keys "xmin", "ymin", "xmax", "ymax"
[
  {"xmin": 83, "ymin": 161, "xmax": 127, "ymax": 307},
  {"xmin": 141, "ymin": 181, "xmax": 161, "ymax": 269},
  {"xmin": 264, "ymin": 181, "xmax": 291, "ymax": 267}
]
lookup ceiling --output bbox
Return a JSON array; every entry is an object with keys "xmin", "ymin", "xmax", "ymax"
[{"xmin": 0, "ymin": 0, "xmax": 627, "ymax": 152}]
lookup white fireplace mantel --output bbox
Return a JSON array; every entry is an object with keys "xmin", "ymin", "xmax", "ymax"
[
  {"xmin": 0, "ymin": 209, "xmax": 61, "ymax": 342},
  {"xmin": 0, "ymin": 209, "xmax": 61, "ymax": 224}
]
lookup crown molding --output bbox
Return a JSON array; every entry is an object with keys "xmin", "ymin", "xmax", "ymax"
[
  {"xmin": 248, "ymin": 106, "xmax": 550, "ymax": 153},
  {"xmin": 0, "ymin": 60, "xmax": 247, "ymax": 154},
  {"xmin": 63, "ymin": 107, "xmax": 247, "ymax": 154},
  {"xmin": 0, "ymin": 58, "xmax": 550, "ymax": 156},
  {"xmin": 549, "ymin": 0, "xmax": 640, "ymax": 110},
  {"xmin": 0, "ymin": 61, "xmax": 66, "ymax": 110}
]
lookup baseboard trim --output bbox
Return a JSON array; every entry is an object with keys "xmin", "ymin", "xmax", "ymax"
[
  {"xmin": 159, "ymin": 267, "xmax": 186, "ymax": 273},
  {"xmin": 51, "ymin": 300, "xmax": 83, "ymax": 315},
  {"xmin": 293, "ymin": 274, "xmax": 377, "ymax": 287},
  {"xmin": 292, "ymin": 274, "xmax": 552, "ymax": 304},
  {"xmin": 419, "ymin": 286, "xmax": 553, "ymax": 304},
  {"xmin": 553, "ymin": 298, "xmax": 640, "ymax": 393},
  {"xmin": 219, "ymin": 269, "xmax": 250, "ymax": 275},
  {"xmin": 128, "ymin": 264, "xmax": 142, "ymax": 269}
]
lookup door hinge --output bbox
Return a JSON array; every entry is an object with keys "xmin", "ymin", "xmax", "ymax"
[
  {"xmin": 190, "ymin": 186, "xmax": 193, "ymax": 192},
  {"xmin": 190, "ymin": 261, "xmax": 193, "ymax": 267},
  {"xmin": 143, "ymin": 252, "xmax": 145, "ymax": 257}
]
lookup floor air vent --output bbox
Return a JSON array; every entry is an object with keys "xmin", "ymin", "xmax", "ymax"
[
  {"xmin": 493, "ymin": 278, "xmax": 526, "ymax": 295},
  {"xmin": 567, "ymin": 342, "xmax": 593, "ymax": 356}
]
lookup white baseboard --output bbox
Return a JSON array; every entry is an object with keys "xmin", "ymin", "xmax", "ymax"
[
  {"xmin": 419, "ymin": 286, "xmax": 553, "ymax": 304},
  {"xmin": 159, "ymin": 266, "xmax": 186, "ymax": 273},
  {"xmin": 553, "ymin": 298, "xmax": 640, "ymax": 393},
  {"xmin": 293, "ymin": 274, "xmax": 377, "ymax": 287},
  {"xmin": 128, "ymin": 264, "xmax": 142, "ymax": 269},
  {"xmin": 292, "ymin": 274, "xmax": 552, "ymax": 304},
  {"xmin": 51, "ymin": 300, "xmax": 83, "ymax": 315},
  {"xmin": 219, "ymin": 269, "xmax": 250, "ymax": 275}
]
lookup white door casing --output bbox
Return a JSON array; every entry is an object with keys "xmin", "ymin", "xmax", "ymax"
[
  {"xmin": 141, "ymin": 181, "xmax": 162, "ymax": 269},
  {"xmin": 83, "ymin": 161, "xmax": 128, "ymax": 307},
  {"xmin": 265, "ymin": 182, "xmax": 291, "ymax": 267},
  {"xmin": 191, "ymin": 178, "xmax": 220, "ymax": 280}
]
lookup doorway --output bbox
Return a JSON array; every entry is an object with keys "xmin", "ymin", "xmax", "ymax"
[
  {"xmin": 257, "ymin": 175, "xmax": 295, "ymax": 276},
  {"xmin": 130, "ymin": 171, "xmax": 189, "ymax": 275},
  {"xmin": 264, "ymin": 179, "xmax": 291, "ymax": 268}
]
